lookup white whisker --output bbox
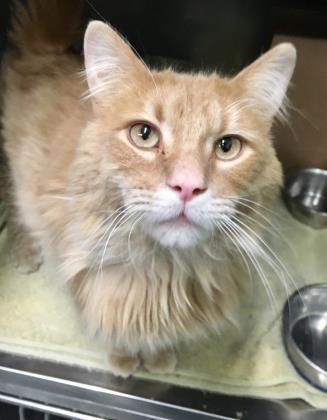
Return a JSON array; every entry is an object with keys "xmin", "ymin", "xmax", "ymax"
[
  {"xmin": 215, "ymin": 221, "xmax": 253, "ymax": 286},
  {"xmin": 228, "ymin": 217, "xmax": 292, "ymax": 306},
  {"xmin": 222, "ymin": 217, "xmax": 278, "ymax": 313}
]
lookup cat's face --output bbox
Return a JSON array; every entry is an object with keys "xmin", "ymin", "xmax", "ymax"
[{"xmin": 80, "ymin": 22, "xmax": 296, "ymax": 249}]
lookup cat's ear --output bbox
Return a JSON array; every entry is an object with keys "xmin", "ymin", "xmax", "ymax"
[
  {"xmin": 83, "ymin": 21, "xmax": 148, "ymax": 102},
  {"xmin": 233, "ymin": 43, "xmax": 296, "ymax": 119}
]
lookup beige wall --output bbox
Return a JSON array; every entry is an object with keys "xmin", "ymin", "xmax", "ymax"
[{"xmin": 272, "ymin": 35, "xmax": 327, "ymax": 173}]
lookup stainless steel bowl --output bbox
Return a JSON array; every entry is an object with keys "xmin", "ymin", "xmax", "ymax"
[
  {"xmin": 283, "ymin": 168, "xmax": 327, "ymax": 229},
  {"xmin": 283, "ymin": 284, "xmax": 327, "ymax": 391}
]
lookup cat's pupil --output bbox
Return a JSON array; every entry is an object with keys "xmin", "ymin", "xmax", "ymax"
[
  {"xmin": 139, "ymin": 125, "xmax": 152, "ymax": 140},
  {"xmin": 219, "ymin": 137, "xmax": 233, "ymax": 153}
]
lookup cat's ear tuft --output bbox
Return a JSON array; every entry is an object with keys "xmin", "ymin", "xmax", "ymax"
[
  {"xmin": 83, "ymin": 21, "xmax": 147, "ymax": 101},
  {"xmin": 234, "ymin": 43, "xmax": 296, "ymax": 120}
]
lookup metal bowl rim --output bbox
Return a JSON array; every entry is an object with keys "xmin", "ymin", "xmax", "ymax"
[
  {"xmin": 283, "ymin": 284, "xmax": 327, "ymax": 380},
  {"xmin": 283, "ymin": 169, "xmax": 327, "ymax": 217},
  {"xmin": 284, "ymin": 168, "xmax": 327, "ymax": 184},
  {"xmin": 285, "ymin": 325, "xmax": 327, "ymax": 377},
  {"xmin": 284, "ymin": 199, "xmax": 327, "ymax": 218},
  {"xmin": 283, "ymin": 283, "xmax": 327, "ymax": 326},
  {"xmin": 285, "ymin": 337, "xmax": 327, "ymax": 378}
]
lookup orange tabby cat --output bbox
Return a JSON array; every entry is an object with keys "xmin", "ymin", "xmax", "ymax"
[{"xmin": 1, "ymin": 0, "xmax": 296, "ymax": 376}]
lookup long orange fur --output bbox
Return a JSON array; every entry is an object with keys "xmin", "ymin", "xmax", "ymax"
[{"xmin": 1, "ymin": 0, "xmax": 296, "ymax": 376}]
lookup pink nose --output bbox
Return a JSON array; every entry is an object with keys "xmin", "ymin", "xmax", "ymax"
[{"xmin": 168, "ymin": 171, "xmax": 206, "ymax": 201}]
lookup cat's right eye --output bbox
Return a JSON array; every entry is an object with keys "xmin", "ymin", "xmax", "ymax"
[{"xmin": 129, "ymin": 123, "xmax": 160, "ymax": 149}]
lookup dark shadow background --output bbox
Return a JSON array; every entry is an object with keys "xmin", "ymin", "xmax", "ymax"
[
  {"xmin": 1, "ymin": 0, "xmax": 273, "ymax": 74},
  {"xmin": 84, "ymin": 0, "xmax": 273, "ymax": 74},
  {"xmin": 1, "ymin": 1, "xmax": 326, "ymax": 72}
]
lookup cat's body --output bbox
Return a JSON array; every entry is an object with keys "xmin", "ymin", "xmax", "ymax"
[{"xmin": 1, "ymin": 0, "xmax": 296, "ymax": 376}]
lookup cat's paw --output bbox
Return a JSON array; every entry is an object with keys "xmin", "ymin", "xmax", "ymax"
[
  {"xmin": 143, "ymin": 349, "xmax": 177, "ymax": 374},
  {"xmin": 108, "ymin": 352, "xmax": 140, "ymax": 378},
  {"xmin": 11, "ymin": 243, "xmax": 43, "ymax": 274}
]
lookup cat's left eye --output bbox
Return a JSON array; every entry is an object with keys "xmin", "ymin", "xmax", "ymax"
[
  {"xmin": 215, "ymin": 136, "xmax": 242, "ymax": 161},
  {"xmin": 129, "ymin": 123, "xmax": 160, "ymax": 149}
]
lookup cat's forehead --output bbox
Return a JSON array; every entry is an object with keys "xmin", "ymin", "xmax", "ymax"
[{"xmin": 145, "ymin": 72, "xmax": 227, "ymax": 139}]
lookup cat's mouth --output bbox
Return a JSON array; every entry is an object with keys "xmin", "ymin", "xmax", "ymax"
[
  {"xmin": 144, "ymin": 203, "xmax": 210, "ymax": 247},
  {"xmin": 160, "ymin": 211, "xmax": 195, "ymax": 227}
]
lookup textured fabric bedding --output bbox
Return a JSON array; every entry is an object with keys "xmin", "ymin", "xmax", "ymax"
[{"xmin": 0, "ymin": 201, "xmax": 326, "ymax": 408}]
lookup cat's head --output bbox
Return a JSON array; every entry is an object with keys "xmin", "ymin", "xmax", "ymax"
[{"xmin": 78, "ymin": 21, "xmax": 296, "ymax": 249}]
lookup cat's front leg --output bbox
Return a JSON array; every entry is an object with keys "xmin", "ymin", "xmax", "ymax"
[
  {"xmin": 108, "ymin": 346, "xmax": 177, "ymax": 377},
  {"xmin": 7, "ymin": 203, "xmax": 43, "ymax": 274},
  {"xmin": 70, "ymin": 269, "xmax": 142, "ymax": 377},
  {"xmin": 107, "ymin": 347, "xmax": 140, "ymax": 378},
  {"xmin": 70, "ymin": 269, "xmax": 178, "ymax": 377}
]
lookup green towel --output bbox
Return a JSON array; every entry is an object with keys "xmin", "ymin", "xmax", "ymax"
[{"xmin": 0, "ymin": 201, "xmax": 326, "ymax": 408}]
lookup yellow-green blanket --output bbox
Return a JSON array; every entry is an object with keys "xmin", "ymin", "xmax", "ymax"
[{"xmin": 0, "ymin": 202, "xmax": 326, "ymax": 408}]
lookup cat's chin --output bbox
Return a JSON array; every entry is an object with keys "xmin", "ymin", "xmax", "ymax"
[{"xmin": 146, "ymin": 222, "xmax": 209, "ymax": 249}]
